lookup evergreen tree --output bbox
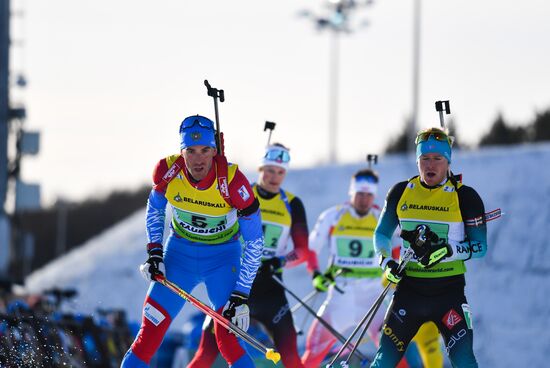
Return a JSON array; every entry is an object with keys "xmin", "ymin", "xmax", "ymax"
[
  {"xmin": 385, "ymin": 121, "xmax": 409, "ymax": 154},
  {"xmin": 446, "ymin": 118, "xmax": 463, "ymax": 149},
  {"xmin": 531, "ymin": 109, "xmax": 550, "ymax": 142},
  {"xmin": 385, "ymin": 119, "xmax": 463, "ymax": 153},
  {"xmin": 11, "ymin": 185, "xmax": 151, "ymax": 280},
  {"xmin": 479, "ymin": 113, "xmax": 527, "ymax": 146}
]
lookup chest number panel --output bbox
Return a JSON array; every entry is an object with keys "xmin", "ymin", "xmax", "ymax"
[
  {"xmin": 262, "ymin": 223, "xmax": 283, "ymax": 249},
  {"xmin": 336, "ymin": 238, "xmax": 374, "ymax": 259}
]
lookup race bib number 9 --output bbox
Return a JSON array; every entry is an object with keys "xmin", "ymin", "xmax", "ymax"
[{"xmin": 336, "ymin": 238, "xmax": 374, "ymax": 258}]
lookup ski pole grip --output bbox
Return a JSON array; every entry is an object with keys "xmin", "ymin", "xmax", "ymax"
[
  {"xmin": 204, "ymin": 79, "xmax": 225, "ymax": 102},
  {"xmin": 264, "ymin": 121, "xmax": 276, "ymax": 131},
  {"xmin": 435, "ymin": 100, "xmax": 450, "ymax": 114},
  {"xmin": 204, "ymin": 79, "xmax": 212, "ymax": 94},
  {"xmin": 366, "ymin": 154, "xmax": 378, "ymax": 164}
]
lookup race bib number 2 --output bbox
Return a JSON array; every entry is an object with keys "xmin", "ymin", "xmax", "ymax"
[{"xmin": 262, "ymin": 223, "xmax": 283, "ymax": 249}]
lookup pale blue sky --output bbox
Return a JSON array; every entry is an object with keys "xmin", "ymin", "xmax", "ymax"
[{"xmin": 12, "ymin": 0, "xmax": 550, "ymax": 205}]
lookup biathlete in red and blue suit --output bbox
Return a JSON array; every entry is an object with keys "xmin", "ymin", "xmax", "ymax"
[{"xmin": 121, "ymin": 115, "xmax": 264, "ymax": 368}]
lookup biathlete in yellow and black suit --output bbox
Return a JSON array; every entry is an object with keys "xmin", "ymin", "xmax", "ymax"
[
  {"xmin": 121, "ymin": 115, "xmax": 263, "ymax": 368},
  {"xmin": 384, "ymin": 250, "xmax": 444, "ymax": 368},
  {"xmin": 371, "ymin": 127, "xmax": 487, "ymax": 368},
  {"xmin": 189, "ymin": 143, "xmax": 311, "ymax": 368},
  {"xmin": 302, "ymin": 168, "xmax": 445, "ymax": 368}
]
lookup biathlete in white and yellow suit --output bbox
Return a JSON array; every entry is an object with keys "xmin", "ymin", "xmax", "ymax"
[
  {"xmin": 302, "ymin": 169, "xmax": 388, "ymax": 367},
  {"xmin": 121, "ymin": 115, "xmax": 263, "ymax": 368},
  {"xmin": 189, "ymin": 143, "xmax": 311, "ymax": 368}
]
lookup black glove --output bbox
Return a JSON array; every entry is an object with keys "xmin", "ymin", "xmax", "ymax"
[
  {"xmin": 222, "ymin": 292, "xmax": 250, "ymax": 331},
  {"xmin": 312, "ymin": 269, "xmax": 335, "ymax": 292},
  {"xmin": 260, "ymin": 257, "xmax": 286, "ymax": 274},
  {"xmin": 139, "ymin": 245, "xmax": 165, "ymax": 281},
  {"xmin": 382, "ymin": 259, "xmax": 404, "ymax": 284},
  {"xmin": 401, "ymin": 225, "xmax": 452, "ymax": 268}
]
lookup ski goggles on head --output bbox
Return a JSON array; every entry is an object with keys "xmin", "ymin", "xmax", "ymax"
[
  {"xmin": 415, "ymin": 128, "xmax": 452, "ymax": 162},
  {"xmin": 179, "ymin": 115, "xmax": 217, "ymax": 149},
  {"xmin": 179, "ymin": 115, "xmax": 215, "ymax": 133},
  {"xmin": 264, "ymin": 148, "xmax": 290, "ymax": 163},
  {"xmin": 415, "ymin": 129, "xmax": 454, "ymax": 146},
  {"xmin": 261, "ymin": 146, "xmax": 291, "ymax": 170}
]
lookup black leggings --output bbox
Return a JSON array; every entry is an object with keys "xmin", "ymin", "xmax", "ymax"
[{"xmin": 371, "ymin": 281, "xmax": 478, "ymax": 368}]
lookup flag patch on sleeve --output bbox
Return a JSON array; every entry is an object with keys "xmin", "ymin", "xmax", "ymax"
[{"xmin": 238, "ymin": 185, "xmax": 251, "ymax": 201}]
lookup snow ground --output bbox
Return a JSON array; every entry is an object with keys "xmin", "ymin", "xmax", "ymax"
[{"xmin": 26, "ymin": 143, "xmax": 550, "ymax": 367}]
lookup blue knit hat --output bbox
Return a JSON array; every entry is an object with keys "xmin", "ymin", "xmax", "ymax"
[
  {"xmin": 179, "ymin": 115, "xmax": 217, "ymax": 150},
  {"xmin": 416, "ymin": 135, "xmax": 452, "ymax": 163}
]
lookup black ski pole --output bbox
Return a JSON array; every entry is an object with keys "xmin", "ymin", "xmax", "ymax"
[
  {"xmin": 204, "ymin": 80, "xmax": 225, "ymax": 155},
  {"xmin": 264, "ymin": 121, "xmax": 276, "ymax": 146},
  {"xmin": 326, "ymin": 248, "xmax": 416, "ymax": 368},
  {"xmin": 291, "ymin": 267, "xmax": 345, "ymax": 335},
  {"xmin": 435, "ymin": 100, "xmax": 450, "ymax": 131},
  {"xmin": 290, "ymin": 289, "xmax": 318, "ymax": 314},
  {"xmin": 326, "ymin": 283, "xmax": 391, "ymax": 368},
  {"xmin": 293, "ymin": 267, "xmax": 346, "ymax": 318},
  {"xmin": 271, "ymin": 275, "xmax": 369, "ymax": 363},
  {"xmin": 435, "ymin": 100, "xmax": 455, "ymax": 181},
  {"xmin": 291, "ymin": 289, "xmax": 318, "ymax": 335},
  {"xmin": 341, "ymin": 288, "xmax": 391, "ymax": 367},
  {"xmin": 366, "ymin": 154, "xmax": 378, "ymax": 169}
]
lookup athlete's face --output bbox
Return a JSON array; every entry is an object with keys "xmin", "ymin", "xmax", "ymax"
[
  {"xmin": 351, "ymin": 191, "xmax": 375, "ymax": 216},
  {"xmin": 258, "ymin": 165, "xmax": 287, "ymax": 193},
  {"xmin": 418, "ymin": 153, "xmax": 449, "ymax": 186},
  {"xmin": 182, "ymin": 145, "xmax": 216, "ymax": 181}
]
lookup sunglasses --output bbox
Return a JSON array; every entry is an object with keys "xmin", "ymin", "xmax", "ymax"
[
  {"xmin": 415, "ymin": 130, "xmax": 454, "ymax": 146},
  {"xmin": 180, "ymin": 116, "xmax": 215, "ymax": 132},
  {"xmin": 264, "ymin": 148, "xmax": 291, "ymax": 163}
]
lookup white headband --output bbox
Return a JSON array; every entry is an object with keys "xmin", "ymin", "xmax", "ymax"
[{"xmin": 348, "ymin": 177, "xmax": 378, "ymax": 196}]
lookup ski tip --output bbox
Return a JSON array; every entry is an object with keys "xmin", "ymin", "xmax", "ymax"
[{"xmin": 266, "ymin": 348, "xmax": 281, "ymax": 364}]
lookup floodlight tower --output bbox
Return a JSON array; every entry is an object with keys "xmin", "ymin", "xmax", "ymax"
[
  {"xmin": 1, "ymin": 0, "xmax": 11, "ymax": 276},
  {"xmin": 300, "ymin": 0, "xmax": 373, "ymax": 164},
  {"xmin": 408, "ymin": 0, "xmax": 422, "ymax": 153},
  {"xmin": 0, "ymin": 0, "xmax": 40, "ymax": 278}
]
